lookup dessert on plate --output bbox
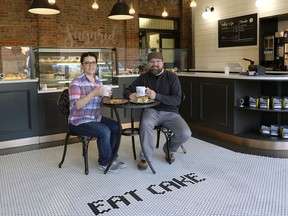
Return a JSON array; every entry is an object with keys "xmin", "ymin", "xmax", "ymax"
[{"xmin": 136, "ymin": 96, "xmax": 149, "ymax": 103}]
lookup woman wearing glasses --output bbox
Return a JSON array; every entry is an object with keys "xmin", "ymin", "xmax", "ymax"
[{"xmin": 68, "ymin": 52, "xmax": 125, "ymax": 173}]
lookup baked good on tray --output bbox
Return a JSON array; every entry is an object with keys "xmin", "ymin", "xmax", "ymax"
[{"xmin": 136, "ymin": 96, "xmax": 149, "ymax": 103}]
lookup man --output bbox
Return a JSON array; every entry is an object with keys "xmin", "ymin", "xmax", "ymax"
[{"xmin": 123, "ymin": 51, "xmax": 191, "ymax": 170}]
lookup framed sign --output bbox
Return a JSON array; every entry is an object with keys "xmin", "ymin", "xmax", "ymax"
[{"xmin": 218, "ymin": 13, "xmax": 257, "ymax": 48}]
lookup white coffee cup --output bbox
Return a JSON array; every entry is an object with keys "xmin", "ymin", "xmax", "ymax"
[
  {"xmin": 136, "ymin": 86, "xmax": 147, "ymax": 97},
  {"xmin": 0, "ymin": 73, "xmax": 5, "ymax": 79},
  {"xmin": 103, "ymin": 85, "xmax": 112, "ymax": 97},
  {"xmin": 224, "ymin": 66, "xmax": 230, "ymax": 75}
]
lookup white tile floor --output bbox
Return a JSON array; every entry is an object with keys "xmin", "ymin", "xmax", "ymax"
[{"xmin": 1, "ymin": 135, "xmax": 288, "ymax": 216}]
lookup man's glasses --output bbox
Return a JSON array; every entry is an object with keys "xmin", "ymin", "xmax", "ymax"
[{"xmin": 83, "ymin": 61, "xmax": 97, "ymax": 66}]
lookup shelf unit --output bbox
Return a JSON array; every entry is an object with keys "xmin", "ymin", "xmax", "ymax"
[
  {"xmin": 234, "ymin": 79, "xmax": 288, "ymax": 146},
  {"xmin": 179, "ymin": 74, "xmax": 288, "ymax": 150}
]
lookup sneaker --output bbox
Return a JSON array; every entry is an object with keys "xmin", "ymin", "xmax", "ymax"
[
  {"xmin": 137, "ymin": 160, "xmax": 148, "ymax": 170},
  {"xmin": 98, "ymin": 163, "xmax": 119, "ymax": 173},
  {"xmin": 113, "ymin": 158, "xmax": 127, "ymax": 169},
  {"xmin": 163, "ymin": 144, "xmax": 175, "ymax": 163}
]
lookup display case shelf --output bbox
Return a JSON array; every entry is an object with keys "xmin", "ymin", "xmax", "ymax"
[{"xmin": 33, "ymin": 48, "xmax": 115, "ymax": 90}]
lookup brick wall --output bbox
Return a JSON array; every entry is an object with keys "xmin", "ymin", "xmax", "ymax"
[
  {"xmin": 0, "ymin": 0, "xmax": 191, "ymax": 50},
  {"xmin": 0, "ymin": 0, "xmax": 192, "ymax": 69}
]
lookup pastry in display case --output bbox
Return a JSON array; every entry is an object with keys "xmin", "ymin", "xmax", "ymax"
[
  {"xmin": 0, "ymin": 46, "xmax": 32, "ymax": 80},
  {"xmin": 33, "ymin": 48, "xmax": 114, "ymax": 90}
]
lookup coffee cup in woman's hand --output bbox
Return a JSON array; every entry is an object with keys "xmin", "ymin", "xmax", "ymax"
[{"xmin": 103, "ymin": 85, "xmax": 112, "ymax": 97}]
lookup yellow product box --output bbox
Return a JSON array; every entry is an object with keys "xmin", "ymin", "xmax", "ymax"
[
  {"xmin": 249, "ymin": 96, "xmax": 259, "ymax": 108},
  {"xmin": 280, "ymin": 125, "xmax": 288, "ymax": 139},
  {"xmin": 282, "ymin": 97, "xmax": 288, "ymax": 109},
  {"xmin": 270, "ymin": 124, "xmax": 280, "ymax": 137},
  {"xmin": 271, "ymin": 96, "xmax": 282, "ymax": 109},
  {"xmin": 259, "ymin": 125, "xmax": 270, "ymax": 136},
  {"xmin": 259, "ymin": 96, "xmax": 269, "ymax": 109}
]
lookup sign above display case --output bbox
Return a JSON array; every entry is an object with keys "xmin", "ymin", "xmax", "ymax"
[{"xmin": 218, "ymin": 13, "xmax": 257, "ymax": 48}]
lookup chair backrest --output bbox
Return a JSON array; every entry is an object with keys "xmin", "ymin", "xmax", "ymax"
[
  {"xmin": 57, "ymin": 89, "xmax": 70, "ymax": 123},
  {"xmin": 177, "ymin": 92, "xmax": 185, "ymax": 109}
]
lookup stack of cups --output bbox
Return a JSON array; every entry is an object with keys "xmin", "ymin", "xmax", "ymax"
[{"xmin": 224, "ymin": 66, "xmax": 230, "ymax": 75}]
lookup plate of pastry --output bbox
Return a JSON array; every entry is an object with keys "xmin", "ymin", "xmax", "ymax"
[
  {"xmin": 130, "ymin": 96, "xmax": 154, "ymax": 104},
  {"xmin": 103, "ymin": 98, "xmax": 128, "ymax": 105}
]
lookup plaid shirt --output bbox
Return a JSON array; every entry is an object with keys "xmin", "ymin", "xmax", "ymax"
[{"xmin": 68, "ymin": 73, "xmax": 103, "ymax": 126}]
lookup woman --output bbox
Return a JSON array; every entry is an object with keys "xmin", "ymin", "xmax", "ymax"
[{"xmin": 68, "ymin": 52, "xmax": 125, "ymax": 173}]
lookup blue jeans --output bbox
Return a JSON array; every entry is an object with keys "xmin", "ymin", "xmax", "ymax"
[{"xmin": 69, "ymin": 117, "xmax": 121, "ymax": 166}]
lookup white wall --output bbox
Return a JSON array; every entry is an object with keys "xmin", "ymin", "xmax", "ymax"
[{"xmin": 193, "ymin": 0, "xmax": 288, "ymax": 71}]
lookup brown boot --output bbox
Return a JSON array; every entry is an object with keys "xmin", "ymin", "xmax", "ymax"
[
  {"xmin": 163, "ymin": 144, "xmax": 175, "ymax": 163},
  {"xmin": 137, "ymin": 160, "xmax": 148, "ymax": 170}
]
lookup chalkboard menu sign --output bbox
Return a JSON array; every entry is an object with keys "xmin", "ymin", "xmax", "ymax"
[{"xmin": 218, "ymin": 13, "xmax": 257, "ymax": 48}]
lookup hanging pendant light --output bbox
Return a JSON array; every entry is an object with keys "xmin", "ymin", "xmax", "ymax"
[
  {"xmin": 162, "ymin": 7, "xmax": 168, "ymax": 18},
  {"xmin": 108, "ymin": 0, "xmax": 134, "ymax": 20},
  {"xmin": 48, "ymin": 0, "xmax": 55, "ymax": 4},
  {"xmin": 92, "ymin": 0, "xmax": 99, "ymax": 10},
  {"xmin": 190, "ymin": 0, "xmax": 197, "ymax": 8},
  {"xmin": 129, "ymin": 3, "xmax": 135, "ymax": 15},
  {"xmin": 28, "ymin": 0, "xmax": 60, "ymax": 15}
]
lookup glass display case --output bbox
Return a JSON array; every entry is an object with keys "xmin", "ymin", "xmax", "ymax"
[
  {"xmin": 114, "ymin": 48, "xmax": 188, "ymax": 75},
  {"xmin": 33, "ymin": 48, "xmax": 114, "ymax": 90},
  {"xmin": 0, "ymin": 46, "xmax": 32, "ymax": 80}
]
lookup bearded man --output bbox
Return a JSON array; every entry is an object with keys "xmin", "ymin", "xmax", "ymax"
[{"xmin": 123, "ymin": 51, "xmax": 191, "ymax": 170}]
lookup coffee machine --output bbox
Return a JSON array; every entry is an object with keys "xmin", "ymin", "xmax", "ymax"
[
  {"xmin": 264, "ymin": 35, "xmax": 274, "ymax": 62},
  {"xmin": 284, "ymin": 31, "xmax": 288, "ymax": 69},
  {"xmin": 274, "ymin": 31, "xmax": 288, "ymax": 71}
]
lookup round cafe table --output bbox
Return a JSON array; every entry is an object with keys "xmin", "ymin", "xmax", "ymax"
[{"xmin": 102, "ymin": 98, "xmax": 160, "ymax": 174}]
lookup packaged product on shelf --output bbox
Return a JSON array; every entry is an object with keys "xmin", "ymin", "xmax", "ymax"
[
  {"xmin": 249, "ymin": 96, "xmax": 259, "ymax": 108},
  {"xmin": 280, "ymin": 125, "xmax": 288, "ymax": 138},
  {"xmin": 270, "ymin": 124, "xmax": 280, "ymax": 136},
  {"xmin": 271, "ymin": 96, "xmax": 282, "ymax": 109},
  {"xmin": 259, "ymin": 96, "xmax": 270, "ymax": 109},
  {"xmin": 282, "ymin": 96, "xmax": 288, "ymax": 109},
  {"xmin": 259, "ymin": 125, "xmax": 270, "ymax": 136}
]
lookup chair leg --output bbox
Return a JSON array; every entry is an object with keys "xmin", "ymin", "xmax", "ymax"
[
  {"xmin": 181, "ymin": 145, "xmax": 187, "ymax": 154},
  {"xmin": 156, "ymin": 129, "xmax": 161, "ymax": 149},
  {"xmin": 82, "ymin": 144, "xmax": 85, "ymax": 157},
  {"xmin": 132, "ymin": 136, "xmax": 137, "ymax": 160},
  {"xmin": 166, "ymin": 139, "xmax": 172, "ymax": 164},
  {"xmin": 161, "ymin": 131, "xmax": 172, "ymax": 164},
  {"xmin": 58, "ymin": 133, "xmax": 70, "ymax": 168},
  {"xmin": 83, "ymin": 141, "xmax": 89, "ymax": 175}
]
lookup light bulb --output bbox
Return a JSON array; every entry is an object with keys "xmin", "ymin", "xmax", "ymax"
[
  {"xmin": 129, "ymin": 3, "xmax": 135, "ymax": 15},
  {"xmin": 190, "ymin": 0, "xmax": 197, "ymax": 8},
  {"xmin": 202, "ymin": 11, "xmax": 209, "ymax": 19},
  {"xmin": 162, "ymin": 8, "xmax": 168, "ymax": 18},
  {"xmin": 255, "ymin": 0, "xmax": 266, "ymax": 8},
  {"xmin": 92, "ymin": 1, "xmax": 99, "ymax": 10},
  {"xmin": 202, "ymin": 7, "xmax": 214, "ymax": 19},
  {"xmin": 48, "ymin": 0, "xmax": 56, "ymax": 5}
]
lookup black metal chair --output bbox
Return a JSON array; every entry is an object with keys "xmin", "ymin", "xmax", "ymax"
[
  {"xmin": 154, "ymin": 92, "xmax": 187, "ymax": 164},
  {"xmin": 57, "ymin": 89, "xmax": 93, "ymax": 175}
]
